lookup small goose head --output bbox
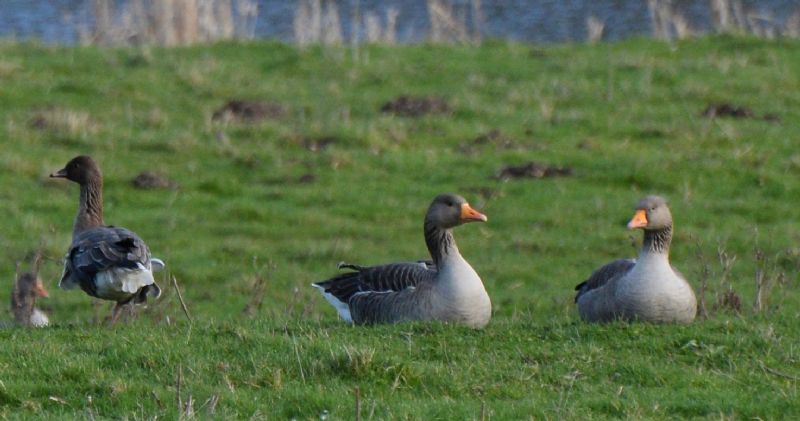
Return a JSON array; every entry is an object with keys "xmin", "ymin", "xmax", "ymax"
[
  {"xmin": 12, "ymin": 272, "xmax": 49, "ymax": 322},
  {"xmin": 50, "ymin": 155, "xmax": 101, "ymax": 185},
  {"xmin": 627, "ymin": 195, "xmax": 672, "ymax": 231},
  {"xmin": 426, "ymin": 193, "xmax": 487, "ymax": 229}
]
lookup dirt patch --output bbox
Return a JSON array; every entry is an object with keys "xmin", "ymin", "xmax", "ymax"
[
  {"xmin": 380, "ymin": 96, "xmax": 450, "ymax": 117},
  {"xmin": 713, "ymin": 289, "xmax": 742, "ymax": 314},
  {"xmin": 297, "ymin": 173, "xmax": 317, "ymax": 184},
  {"xmin": 460, "ymin": 130, "xmax": 542, "ymax": 154},
  {"xmin": 463, "ymin": 129, "xmax": 515, "ymax": 150},
  {"xmin": 296, "ymin": 136, "xmax": 337, "ymax": 152},
  {"xmin": 494, "ymin": 161, "xmax": 573, "ymax": 181},
  {"xmin": 702, "ymin": 103, "xmax": 780, "ymax": 122},
  {"xmin": 212, "ymin": 100, "xmax": 287, "ymax": 123},
  {"xmin": 702, "ymin": 103, "xmax": 754, "ymax": 119},
  {"xmin": 131, "ymin": 172, "xmax": 178, "ymax": 190},
  {"xmin": 29, "ymin": 107, "xmax": 96, "ymax": 134}
]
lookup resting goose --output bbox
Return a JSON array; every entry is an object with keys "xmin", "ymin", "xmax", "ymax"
[
  {"xmin": 575, "ymin": 195, "xmax": 697, "ymax": 323},
  {"xmin": 313, "ymin": 193, "xmax": 491, "ymax": 328},
  {"xmin": 11, "ymin": 272, "xmax": 50, "ymax": 327},
  {"xmin": 50, "ymin": 155, "xmax": 164, "ymax": 323}
]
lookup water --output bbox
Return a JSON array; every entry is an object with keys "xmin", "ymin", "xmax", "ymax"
[{"xmin": 0, "ymin": 0, "xmax": 798, "ymax": 44}]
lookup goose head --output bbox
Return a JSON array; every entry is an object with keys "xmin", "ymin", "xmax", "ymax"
[
  {"xmin": 50, "ymin": 155, "xmax": 102, "ymax": 185},
  {"xmin": 426, "ymin": 193, "xmax": 487, "ymax": 229},
  {"xmin": 12, "ymin": 272, "xmax": 49, "ymax": 322},
  {"xmin": 627, "ymin": 195, "xmax": 672, "ymax": 231}
]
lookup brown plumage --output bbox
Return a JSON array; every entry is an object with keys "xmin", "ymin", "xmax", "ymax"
[
  {"xmin": 51, "ymin": 155, "xmax": 164, "ymax": 324},
  {"xmin": 11, "ymin": 272, "xmax": 49, "ymax": 327}
]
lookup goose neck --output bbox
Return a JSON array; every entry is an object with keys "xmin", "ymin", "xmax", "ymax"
[
  {"xmin": 74, "ymin": 178, "xmax": 104, "ymax": 236},
  {"xmin": 424, "ymin": 222, "xmax": 459, "ymax": 266},
  {"xmin": 640, "ymin": 224, "xmax": 672, "ymax": 257}
]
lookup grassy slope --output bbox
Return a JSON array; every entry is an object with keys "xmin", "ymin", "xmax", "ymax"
[{"xmin": 0, "ymin": 37, "xmax": 798, "ymax": 419}]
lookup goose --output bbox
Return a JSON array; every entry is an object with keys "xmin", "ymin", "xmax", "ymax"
[
  {"xmin": 50, "ymin": 155, "xmax": 164, "ymax": 324},
  {"xmin": 575, "ymin": 195, "xmax": 697, "ymax": 323},
  {"xmin": 313, "ymin": 193, "xmax": 491, "ymax": 328},
  {"xmin": 11, "ymin": 272, "xmax": 50, "ymax": 327}
]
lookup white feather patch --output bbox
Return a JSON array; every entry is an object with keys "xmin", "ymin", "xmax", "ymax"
[
  {"xmin": 95, "ymin": 265, "xmax": 156, "ymax": 301},
  {"xmin": 312, "ymin": 284, "xmax": 353, "ymax": 323},
  {"xmin": 30, "ymin": 309, "xmax": 49, "ymax": 327}
]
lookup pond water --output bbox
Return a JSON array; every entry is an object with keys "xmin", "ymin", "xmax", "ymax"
[{"xmin": 0, "ymin": 0, "xmax": 798, "ymax": 44}]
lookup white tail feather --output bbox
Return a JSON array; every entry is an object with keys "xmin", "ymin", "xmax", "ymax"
[
  {"xmin": 95, "ymin": 265, "xmax": 156, "ymax": 301},
  {"xmin": 312, "ymin": 284, "xmax": 353, "ymax": 323},
  {"xmin": 150, "ymin": 258, "xmax": 165, "ymax": 272}
]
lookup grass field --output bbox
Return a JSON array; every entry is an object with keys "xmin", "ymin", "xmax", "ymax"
[{"xmin": 0, "ymin": 36, "xmax": 798, "ymax": 419}]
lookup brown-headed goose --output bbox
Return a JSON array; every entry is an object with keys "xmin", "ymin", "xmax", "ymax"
[
  {"xmin": 575, "ymin": 195, "xmax": 697, "ymax": 323},
  {"xmin": 313, "ymin": 193, "xmax": 491, "ymax": 328},
  {"xmin": 11, "ymin": 272, "xmax": 50, "ymax": 327},
  {"xmin": 50, "ymin": 156, "xmax": 164, "ymax": 323}
]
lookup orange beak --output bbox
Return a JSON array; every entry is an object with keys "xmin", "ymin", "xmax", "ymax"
[
  {"xmin": 34, "ymin": 281, "xmax": 49, "ymax": 298},
  {"xmin": 627, "ymin": 209, "xmax": 648, "ymax": 229},
  {"xmin": 460, "ymin": 203, "xmax": 488, "ymax": 223}
]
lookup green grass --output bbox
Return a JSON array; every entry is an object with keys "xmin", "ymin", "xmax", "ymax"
[{"xmin": 0, "ymin": 36, "xmax": 799, "ymax": 419}]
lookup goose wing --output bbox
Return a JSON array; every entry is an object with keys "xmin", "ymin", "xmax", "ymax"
[
  {"xmin": 574, "ymin": 258, "xmax": 635, "ymax": 302},
  {"xmin": 314, "ymin": 261, "xmax": 436, "ymax": 303},
  {"xmin": 60, "ymin": 226, "xmax": 157, "ymax": 299}
]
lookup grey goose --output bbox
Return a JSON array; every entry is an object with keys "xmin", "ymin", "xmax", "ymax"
[
  {"xmin": 51, "ymin": 155, "xmax": 164, "ymax": 323},
  {"xmin": 314, "ymin": 193, "xmax": 491, "ymax": 328},
  {"xmin": 575, "ymin": 195, "xmax": 697, "ymax": 323}
]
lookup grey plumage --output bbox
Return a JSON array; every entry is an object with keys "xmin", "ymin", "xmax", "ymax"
[
  {"xmin": 60, "ymin": 226, "xmax": 161, "ymax": 303},
  {"xmin": 574, "ymin": 258, "xmax": 635, "ymax": 303},
  {"xmin": 313, "ymin": 193, "xmax": 491, "ymax": 328},
  {"xmin": 575, "ymin": 195, "xmax": 697, "ymax": 323}
]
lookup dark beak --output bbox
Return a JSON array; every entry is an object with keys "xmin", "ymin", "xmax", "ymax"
[{"xmin": 50, "ymin": 168, "xmax": 67, "ymax": 178}]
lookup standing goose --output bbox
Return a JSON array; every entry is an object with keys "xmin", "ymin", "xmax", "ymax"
[
  {"xmin": 11, "ymin": 272, "xmax": 50, "ymax": 327},
  {"xmin": 51, "ymin": 155, "xmax": 164, "ymax": 323},
  {"xmin": 313, "ymin": 193, "xmax": 491, "ymax": 328},
  {"xmin": 575, "ymin": 195, "xmax": 697, "ymax": 323}
]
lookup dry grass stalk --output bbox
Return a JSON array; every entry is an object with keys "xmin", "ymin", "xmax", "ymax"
[
  {"xmin": 354, "ymin": 386, "xmax": 362, "ymax": 421},
  {"xmin": 648, "ymin": 0, "xmax": 693, "ymax": 40},
  {"xmin": 242, "ymin": 275, "xmax": 267, "ymax": 317},
  {"xmin": 586, "ymin": 15, "xmax": 605, "ymax": 43},
  {"xmin": 427, "ymin": 0, "xmax": 473, "ymax": 44},
  {"xmin": 294, "ymin": 0, "xmax": 344, "ymax": 45},
  {"xmin": 753, "ymin": 248, "xmax": 767, "ymax": 313},
  {"xmin": 364, "ymin": 8, "xmax": 399, "ymax": 44},
  {"xmin": 30, "ymin": 108, "xmax": 96, "ymax": 136},
  {"xmin": 87, "ymin": 0, "xmax": 257, "ymax": 46},
  {"xmin": 692, "ymin": 238, "xmax": 710, "ymax": 319},
  {"xmin": 293, "ymin": 0, "xmax": 322, "ymax": 46},
  {"xmin": 471, "ymin": 0, "xmax": 483, "ymax": 42},
  {"xmin": 711, "ymin": 0, "xmax": 733, "ymax": 32},
  {"xmin": 176, "ymin": 364, "xmax": 183, "ymax": 413},
  {"xmin": 172, "ymin": 275, "xmax": 193, "ymax": 323},
  {"xmin": 714, "ymin": 245, "xmax": 740, "ymax": 314},
  {"xmin": 321, "ymin": 1, "xmax": 343, "ymax": 44},
  {"xmin": 785, "ymin": 11, "xmax": 800, "ymax": 38}
]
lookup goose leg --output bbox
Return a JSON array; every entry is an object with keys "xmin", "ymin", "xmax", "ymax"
[{"xmin": 107, "ymin": 302, "xmax": 126, "ymax": 325}]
